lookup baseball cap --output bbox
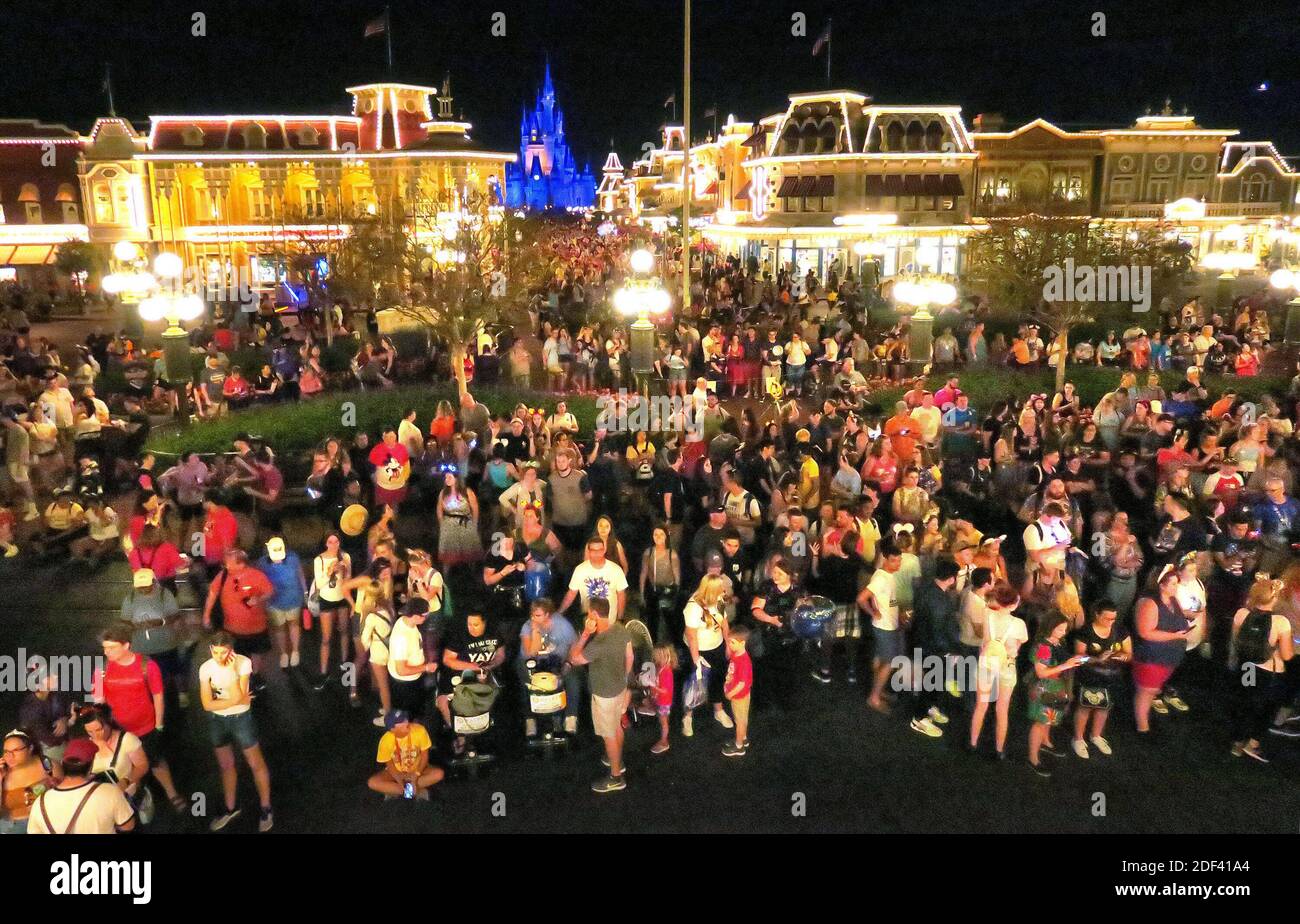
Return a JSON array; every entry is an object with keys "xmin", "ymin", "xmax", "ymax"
[
  {"xmin": 711, "ymin": 503, "xmax": 728, "ymax": 515},
  {"xmin": 384, "ymin": 709, "xmax": 411, "ymax": 730},
  {"xmin": 132, "ymin": 568, "xmax": 156, "ymax": 589},
  {"xmin": 795, "ymin": 428, "xmax": 811, "ymax": 443},
  {"xmin": 265, "ymin": 537, "xmax": 286, "ymax": 562},
  {"xmin": 705, "ymin": 550, "xmax": 724, "ymax": 570},
  {"xmin": 63, "ymin": 738, "xmax": 97, "ymax": 765}
]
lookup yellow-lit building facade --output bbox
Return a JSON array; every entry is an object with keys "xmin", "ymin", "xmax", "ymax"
[
  {"xmin": 607, "ymin": 92, "xmax": 1300, "ymax": 285},
  {"xmin": 78, "ymin": 81, "xmax": 514, "ymax": 293}
]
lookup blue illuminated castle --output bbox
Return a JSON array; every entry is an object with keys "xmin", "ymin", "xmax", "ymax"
[{"xmin": 505, "ymin": 60, "xmax": 596, "ymax": 211}]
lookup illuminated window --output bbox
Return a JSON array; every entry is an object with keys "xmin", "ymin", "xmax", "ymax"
[
  {"xmin": 303, "ymin": 187, "xmax": 326, "ymax": 218},
  {"xmin": 93, "ymin": 183, "xmax": 114, "ymax": 222},
  {"xmin": 182, "ymin": 125, "xmax": 204, "ymax": 146},
  {"xmin": 25, "ymin": 202, "xmax": 43, "ymax": 223},
  {"xmin": 1067, "ymin": 173, "xmax": 1083, "ymax": 201},
  {"xmin": 1146, "ymin": 178, "xmax": 1172, "ymax": 202},
  {"xmin": 248, "ymin": 187, "xmax": 272, "ymax": 220},
  {"xmin": 206, "ymin": 189, "xmax": 223, "ymax": 220},
  {"xmin": 1110, "ymin": 177, "xmax": 1134, "ymax": 203},
  {"xmin": 61, "ymin": 202, "xmax": 79, "ymax": 222},
  {"xmin": 298, "ymin": 125, "xmax": 320, "ymax": 146}
]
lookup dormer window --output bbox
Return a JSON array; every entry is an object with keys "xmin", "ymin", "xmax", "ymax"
[
  {"xmin": 182, "ymin": 125, "xmax": 204, "ymax": 146},
  {"xmin": 243, "ymin": 123, "xmax": 267, "ymax": 149},
  {"xmin": 298, "ymin": 125, "xmax": 320, "ymax": 146}
]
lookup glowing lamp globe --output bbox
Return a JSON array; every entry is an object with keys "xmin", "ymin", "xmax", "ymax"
[
  {"xmin": 113, "ymin": 241, "xmax": 140, "ymax": 262},
  {"xmin": 1271, "ymin": 269, "xmax": 1296, "ymax": 290},
  {"xmin": 648, "ymin": 288, "xmax": 671, "ymax": 314},
  {"xmin": 930, "ymin": 282, "xmax": 958, "ymax": 306},
  {"xmin": 136, "ymin": 296, "xmax": 167, "ymax": 322},
  {"xmin": 153, "ymin": 253, "xmax": 183, "ymax": 279},
  {"xmin": 629, "ymin": 249, "xmax": 654, "ymax": 274},
  {"xmin": 175, "ymin": 294, "xmax": 206, "ymax": 321}
]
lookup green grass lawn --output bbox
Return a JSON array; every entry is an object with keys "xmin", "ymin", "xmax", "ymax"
[{"xmin": 145, "ymin": 384, "xmax": 603, "ymax": 455}]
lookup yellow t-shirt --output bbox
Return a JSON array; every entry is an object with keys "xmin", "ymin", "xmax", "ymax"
[
  {"xmin": 799, "ymin": 457, "xmax": 821, "ymax": 509},
  {"xmin": 44, "ymin": 503, "xmax": 85, "ymax": 530},
  {"xmin": 376, "ymin": 724, "xmax": 432, "ymax": 774}
]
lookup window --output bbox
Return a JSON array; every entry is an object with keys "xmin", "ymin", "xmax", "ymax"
[
  {"xmin": 298, "ymin": 125, "xmax": 320, "ymax": 146},
  {"xmin": 93, "ymin": 183, "xmax": 115, "ymax": 223},
  {"xmin": 303, "ymin": 187, "xmax": 326, "ymax": 218},
  {"xmin": 1244, "ymin": 174, "xmax": 1274, "ymax": 203},
  {"xmin": 248, "ymin": 187, "xmax": 272, "ymax": 220},
  {"xmin": 995, "ymin": 175, "xmax": 1011, "ymax": 199},
  {"xmin": 243, "ymin": 123, "xmax": 267, "ymax": 149},
  {"xmin": 1183, "ymin": 179, "xmax": 1207, "ymax": 200},
  {"xmin": 1146, "ymin": 177, "xmax": 1172, "ymax": 202},
  {"xmin": 25, "ymin": 202, "xmax": 43, "ymax": 223},
  {"xmin": 0, "ymin": 204, "xmax": 5, "ymax": 223},
  {"xmin": 182, "ymin": 125, "xmax": 204, "ymax": 146},
  {"xmin": 61, "ymin": 202, "xmax": 79, "ymax": 223},
  {"xmin": 1067, "ymin": 173, "xmax": 1083, "ymax": 201},
  {"xmin": 1110, "ymin": 177, "xmax": 1134, "ymax": 203},
  {"xmin": 205, "ymin": 189, "xmax": 223, "ymax": 220}
]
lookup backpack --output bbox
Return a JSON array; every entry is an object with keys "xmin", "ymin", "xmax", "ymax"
[{"xmin": 1236, "ymin": 609, "xmax": 1275, "ymax": 666}]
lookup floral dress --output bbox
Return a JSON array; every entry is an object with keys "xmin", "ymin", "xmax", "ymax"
[
  {"xmin": 1027, "ymin": 641, "xmax": 1070, "ymax": 726},
  {"xmin": 438, "ymin": 492, "xmax": 483, "ymax": 566}
]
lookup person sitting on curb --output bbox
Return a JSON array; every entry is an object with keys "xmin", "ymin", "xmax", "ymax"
[{"xmin": 367, "ymin": 709, "xmax": 444, "ymax": 801}]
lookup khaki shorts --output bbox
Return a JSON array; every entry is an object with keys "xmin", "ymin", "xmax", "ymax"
[
  {"xmin": 591, "ymin": 690, "xmax": 630, "ymax": 739},
  {"xmin": 267, "ymin": 606, "xmax": 300, "ymax": 628}
]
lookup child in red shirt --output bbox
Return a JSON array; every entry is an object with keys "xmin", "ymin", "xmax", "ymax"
[
  {"xmin": 651, "ymin": 643, "xmax": 677, "ymax": 755},
  {"xmin": 722, "ymin": 627, "xmax": 753, "ymax": 758}
]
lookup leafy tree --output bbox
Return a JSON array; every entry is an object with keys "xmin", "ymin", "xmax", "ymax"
[
  {"xmin": 54, "ymin": 241, "xmax": 106, "ymax": 292},
  {"xmin": 965, "ymin": 214, "xmax": 1192, "ymax": 391}
]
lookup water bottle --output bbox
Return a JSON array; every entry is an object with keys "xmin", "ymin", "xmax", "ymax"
[{"xmin": 403, "ymin": 781, "xmax": 415, "ymax": 800}]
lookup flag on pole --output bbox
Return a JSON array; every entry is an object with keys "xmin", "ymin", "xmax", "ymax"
[
  {"xmin": 364, "ymin": 13, "xmax": 387, "ymax": 37},
  {"xmin": 812, "ymin": 20, "xmax": 832, "ymax": 56},
  {"xmin": 663, "ymin": 93, "xmax": 676, "ymax": 109}
]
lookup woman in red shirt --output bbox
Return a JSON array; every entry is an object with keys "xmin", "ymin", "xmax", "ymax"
[{"xmin": 129, "ymin": 525, "xmax": 183, "ymax": 595}]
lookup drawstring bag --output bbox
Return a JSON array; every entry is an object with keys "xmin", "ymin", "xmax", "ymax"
[{"xmin": 451, "ymin": 681, "xmax": 499, "ymax": 718}]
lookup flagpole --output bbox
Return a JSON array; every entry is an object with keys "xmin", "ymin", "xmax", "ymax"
[
  {"xmin": 385, "ymin": 6, "xmax": 393, "ymax": 75},
  {"xmin": 104, "ymin": 63, "xmax": 115, "ymax": 117},
  {"xmin": 826, "ymin": 17, "xmax": 832, "ymax": 87},
  {"xmin": 682, "ymin": 0, "xmax": 691, "ymax": 313}
]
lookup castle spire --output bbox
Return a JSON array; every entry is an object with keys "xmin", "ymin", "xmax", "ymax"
[{"xmin": 543, "ymin": 53, "xmax": 555, "ymax": 101}]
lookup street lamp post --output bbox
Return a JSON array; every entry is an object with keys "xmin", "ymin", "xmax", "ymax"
[
  {"xmin": 615, "ymin": 249, "xmax": 671, "ymax": 393},
  {"xmin": 108, "ymin": 251, "xmax": 203, "ymax": 385},
  {"xmin": 1269, "ymin": 268, "xmax": 1300, "ymax": 344},
  {"xmin": 892, "ymin": 277, "xmax": 958, "ymax": 373}
]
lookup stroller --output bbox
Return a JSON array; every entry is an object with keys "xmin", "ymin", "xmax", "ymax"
[
  {"xmin": 447, "ymin": 673, "xmax": 499, "ymax": 777},
  {"xmin": 523, "ymin": 658, "xmax": 571, "ymax": 758}
]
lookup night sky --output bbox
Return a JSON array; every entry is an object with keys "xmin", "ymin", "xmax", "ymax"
[{"xmin": 2, "ymin": 0, "xmax": 1297, "ymax": 168}]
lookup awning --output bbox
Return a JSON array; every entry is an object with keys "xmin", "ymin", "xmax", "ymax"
[
  {"xmin": 814, "ymin": 174, "xmax": 836, "ymax": 196},
  {"xmin": 941, "ymin": 174, "xmax": 965, "ymax": 195},
  {"xmin": 703, "ymin": 180, "xmax": 718, "ymax": 195},
  {"xmin": 0, "ymin": 244, "xmax": 56, "ymax": 265},
  {"xmin": 922, "ymin": 174, "xmax": 944, "ymax": 195},
  {"xmin": 882, "ymin": 174, "xmax": 904, "ymax": 195},
  {"xmin": 902, "ymin": 174, "xmax": 924, "ymax": 195},
  {"xmin": 776, "ymin": 176, "xmax": 800, "ymax": 197},
  {"xmin": 734, "ymin": 180, "xmax": 751, "ymax": 200},
  {"xmin": 795, "ymin": 175, "xmax": 818, "ymax": 196},
  {"xmin": 741, "ymin": 127, "xmax": 767, "ymax": 148}
]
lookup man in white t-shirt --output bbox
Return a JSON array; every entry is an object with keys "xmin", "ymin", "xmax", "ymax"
[
  {"xmin": 560, "ymin": 538, "xmax": 629, "ymax": 619},
  {"xmin": 27, "ymin": 738, "xmax": 135, "ymax": 834},
  {"xmin": 199, "ymin": 631, "xmax": 273, "ymax": 833},
  {"xmin": 859, "ymin": 543, "xmax": 903, "ymax": 714},
  {"xmin": 1023, "ymin": 502, "xmax": 1073, "ymax": 573},
  {"xmin": 388, "ymin": 599, "xmax": 437, "ymax": 715}
]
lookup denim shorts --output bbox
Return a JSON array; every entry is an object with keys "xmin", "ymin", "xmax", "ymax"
[
  {"xmin": 872, "ymin": 626, "xmax": 904, "ymax": 662},
  {"xmin": 208, "ymin": 710, "xmax": 260, "ymax": 750}
]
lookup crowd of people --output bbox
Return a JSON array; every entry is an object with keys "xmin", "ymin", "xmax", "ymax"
[{"xmin": 4, "ymin": 225, "xmax": 1300, "ymax": 832}]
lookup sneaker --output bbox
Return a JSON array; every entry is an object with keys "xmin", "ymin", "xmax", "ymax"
[
  {"xmin": 722, "ymin": 742, "xmax": 747, "ymax": 757},
  {"xmin": 289, "ymin": 650, "xmax": 301, "ymax": 668},
  {"xmin": 22, "ymin": 506, "xmax": 39, "ymax": 522},
  {"xmin": 910, "ymin": 717, "xmax": 943, "ymax": 738},
  {"xmin": 1268, "ymin": 724, "xmax": 1300, "ymax": 738},
  {"xmin": 2, "ymin": 544, "xmax": 17, "ymax": 558},
  {"xmin": 279, "ymin": 652, "xmax": 290, "ymax": 669},
  {"xmin": 563, "ymin": 716, "xmax": 578, "ymax": 735},
  {"xmin": 525, "ymin": 718, "xmax": 538, "ymax": 737},
  {"xmin": 591, "ymin": 775, "xmax": 626, "ymax": 793},
  {"xmin": 1041, "ymin": 743, "xmax": 1066, "ymax": 759},
  {"xmin": 1090, "ymin": 736, "xmax": 1113, "ymax": 756},
  {"xmin": 811, "ymin": 669, "xmax": 832, "ymax": 684},
  {"xmin": 927, "ymin": 706, "xmax": 949, "ymax": 725},
  {"xmin": 178, "ymin": 691, "xmax": 190, "ymax": 709},
  {"xmin": 1240, "ymin": 745, "xmax": 1270, "ymax": 763},
  {"xmin": 846, "ymin": 669, "xmax": 858, "ymax": 685},
  {"xmin": 1231, "ymin": 742, "xmax": 1244, "ymax": 757},
  {"xmin": 945, "ymin": 678, "xmax": 961, "ymax": 698},
  {"xmin": 714, "ymin": 710, "xmax": 734, "ymax": 729},
  {"xmin": 1029, "ymin": 762, "xmax": 1052, "ymax": 779},
  {"xmin": 650, "ymin": 740, "xmax": 670, "ymax": 755},
  {"xmin": 1071, "ymin": 739, "xmax": 1089, "ymax": 759},
  {"xmin": 742, "ymin": 738, "xmax": 750, "ymax": 749},
  {"xmin": 682, "ymin": 715, "xmax": 693, "ymax": 737},
  {"xmin": 209, "ymin": 807, "xmax": 241, "ymax": 832},
  {"xmin": 371, "ymin": 714, "xmax": 386, "ymax": 728},
  {"xmin": 1151, "ymin": 697, "xmax": 1169, "ymax": 715},
  {"xmin": 1282, "ymin": 713, "xmax": 1300, "ymax": 725},
  {"xmin": 1165, "ymin": 694, "xmax": 1189, "ymax": 713},
  {"xmin": 258, "ymin": 808, "xmax": 273, "ymax": 832}
]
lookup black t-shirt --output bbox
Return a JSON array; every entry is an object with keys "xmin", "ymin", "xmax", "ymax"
[
  {"xmin": 649, "ymin": 468, "xmax": 686, "ymax": 522},
  {"xmin": 1210, "ymin": 531, "xmax": 1257, "ymax": 584},
  {"xmin": 1152, "ymin": 514, "xmax": 1206, "ymax": 559},
  {"xmin": 496, "ymin": 432, "xmax": 531, "ymax": 466},
  {"xmin": 754, "ymin": 579, "xmax": 801, "ymax": 634},
  {"xmin": 485, "ymin": 548, "xmax": 527, "ymax": 589},
  {"xmin": 444, "ymin": 622, "xmax": 504, "ymax": 666},
  {"xmin": 1073, "ymin": 621, "xmax": 1131, "ymax": 687}
]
